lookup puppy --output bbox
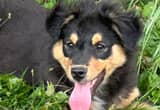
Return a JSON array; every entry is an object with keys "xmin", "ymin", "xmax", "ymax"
[
  {"xmin": 46, "ymin": 0, "xmax": 142, "ymax": 110},
  {"xmin": 0, "ymin": 0, "xmax": 66, "ymax": 85}
]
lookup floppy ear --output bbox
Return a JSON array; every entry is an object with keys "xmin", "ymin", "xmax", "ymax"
[
  {"xmin": 99, "ymin": 1, "xmax": 142, "ymax": 51},
  {"xmin": 111, "ymin": 11, "xmax": 142, "ymax": 51},
  {"xmin": 46, "ymin": 6, "xmax": 65, "ymax": 41},
  {"xmin": 46, "ymin": 6, "xmax": 75, "ymax": 41}
]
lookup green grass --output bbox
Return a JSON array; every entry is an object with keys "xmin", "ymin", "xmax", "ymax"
[
  {"xmin": 0, "ymin": 0, "xmax": 160, "ymax": 110},
  {"xmin": 136, "ymin": 0, "xmax": 160, "ymax": 106},
  {"xmin": 0, "ymin": 74, "xmax": 68, "ymax": 110}
]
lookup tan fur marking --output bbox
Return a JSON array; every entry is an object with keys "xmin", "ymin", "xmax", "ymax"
[
  {"xmin": 86, "ymin": 44, "xmax": 126, "ymax": 81},
  {"xmin": 52, "ymin": 40, "xmax": 74, "ymax": 81},
  {"xmin": 70, "ymin": 33, "xmax": 78, "ymax": 44},
  {"xmin": 92, "ymin": 33, "xmax": 103, "ymax": 45},
  {"xmin": 87, "ymin": 58, "xmax": 106, "ymax": 80},
  {"xmin": 116, "ymin": 87, "xmax": 140, "ymax": 108},
  {"xmin": 104, "ymin": 44, "xmax": 126, "ymax": 80}
]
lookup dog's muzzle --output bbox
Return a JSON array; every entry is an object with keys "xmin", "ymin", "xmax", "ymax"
[{"xmin": 71, "ymin": 65, "xmax": 87, "ymax": 81}]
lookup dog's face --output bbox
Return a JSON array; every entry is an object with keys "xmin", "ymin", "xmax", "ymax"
[
  {"xmin": 46, "ymin": 0, "xmax": 142, "ymax": 109},
  {"xmin": 52, "ymin": 16, "xmax": 126, "ymax": 85}
]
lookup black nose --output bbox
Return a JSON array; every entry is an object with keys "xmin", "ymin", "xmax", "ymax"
[{"xmin": 71, "ymin": 67, "xmax": 87, "ymax": 81}]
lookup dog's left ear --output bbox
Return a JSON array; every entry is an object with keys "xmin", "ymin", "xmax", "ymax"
[
  {"xmin": 111, "ymin": 11, "xmax": 142, "ymax": 51},
  {"xmin": 99, "ymin": 1, "xmax": 142, "ymax": 51}
]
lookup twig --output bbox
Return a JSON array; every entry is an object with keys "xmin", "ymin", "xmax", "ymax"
[{"xmin": 0, "ymin": 12, "xmax": 12, "ymax": 28}]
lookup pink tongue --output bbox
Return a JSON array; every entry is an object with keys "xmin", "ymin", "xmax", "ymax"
[{"xmin": 69, "ymin": 82, "xmax": 91, "ymax": 110}]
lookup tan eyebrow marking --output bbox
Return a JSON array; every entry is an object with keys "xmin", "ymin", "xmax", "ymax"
[
  {"xmin": 70, "ymin": 33, "xmax": 78, "ymax": 44},
  {"xmin": 92, "ymin": 33, "xmax": 103, "ymax": 45}
]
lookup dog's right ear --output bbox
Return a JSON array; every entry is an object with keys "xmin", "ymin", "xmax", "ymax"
[
  {"xmin": 46, "ymin": 6, "xmax": 75, "ymax": 41},
  {"xmin": 46, "ymin": 6, "xmax": 66, "ymax": 41}
]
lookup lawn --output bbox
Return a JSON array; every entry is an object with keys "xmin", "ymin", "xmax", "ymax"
[{"xmin": 0, "ymin": 0, "xmax": 160, "ymax": 110}]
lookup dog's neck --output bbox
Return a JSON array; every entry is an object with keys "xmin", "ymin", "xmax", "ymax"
[{"xmin": 91, "ymin": 82, "xmax": 110, "ymax": 110}]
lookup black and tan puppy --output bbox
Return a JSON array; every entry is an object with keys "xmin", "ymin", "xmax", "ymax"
[
  {"xmin": 0, "ymin": 0, "xmax": 142, "ymax": 109},
  {"xmin": 46, "ymin": 0, "xmax": 142, "ymax": 110}
]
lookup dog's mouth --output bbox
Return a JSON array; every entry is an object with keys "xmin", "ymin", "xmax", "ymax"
[
  {"xmin": 90, "ymin": 70, "xmax": 105, "ymax": 94},
  {"xmin": 69, "ymin": 70, "xmax": 105, "ymax": 110}
]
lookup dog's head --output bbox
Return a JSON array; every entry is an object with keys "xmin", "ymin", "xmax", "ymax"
[{"xmin": 46, "ymin": 0, "xmax": 142, "ymax": 109}]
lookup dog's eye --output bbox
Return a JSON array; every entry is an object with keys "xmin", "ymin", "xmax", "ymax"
[
  {"xmin": 65, "ymin": 41, "xmax": 74, "ymax": 48},
  {"xmin": 95, "ymin": 42, "xmax": 106, "ymax": 50}
]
